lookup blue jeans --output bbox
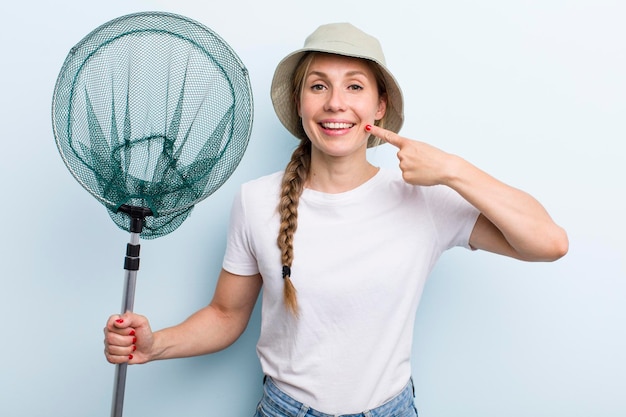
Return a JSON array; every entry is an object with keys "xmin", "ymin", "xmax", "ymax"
[{"xmin": 254, "ymin": 376, "xmax": 418, "ymax": 417}]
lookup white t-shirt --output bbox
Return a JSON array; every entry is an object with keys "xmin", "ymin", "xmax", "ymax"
[{"xmin": 222, "ymin": 168, "xmax": 479, "ymax": 414}]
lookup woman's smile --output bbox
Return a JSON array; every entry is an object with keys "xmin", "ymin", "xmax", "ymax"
[{"xmin": 318, "ymin": 120, "xmax": 356, "ymax": 135}]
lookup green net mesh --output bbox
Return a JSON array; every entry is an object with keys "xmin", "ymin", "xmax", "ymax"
[{"xmin": 52, "ymin": 12, "xmax": 253, "ymax": 238}]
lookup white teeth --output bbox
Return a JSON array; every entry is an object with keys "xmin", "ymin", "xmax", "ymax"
[{"xmin": 321, "ymin": 122, "xmax": 353, "ymax": 129}]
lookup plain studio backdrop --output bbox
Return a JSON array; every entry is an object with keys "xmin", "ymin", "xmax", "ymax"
[{"xmin": 1, "ymin": 0, "xmax": 623, "ymax": 416}]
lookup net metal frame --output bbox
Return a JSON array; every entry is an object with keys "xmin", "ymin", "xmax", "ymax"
[{"xmin": 52, "ymin": 11, "xmax": 253, "ymax": 238}]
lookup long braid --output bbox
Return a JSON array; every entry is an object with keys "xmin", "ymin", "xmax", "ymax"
[
  {"xmin": 277, "ymin": 139, "xmax": 311, "ymax": 316},
  {"xmin": 274, "ymin": 52, "xmax": 387, "ymax": 317}
]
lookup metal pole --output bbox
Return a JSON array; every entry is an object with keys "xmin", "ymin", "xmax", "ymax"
[
  {"xmin": 111, "ymin": 233, "xmax": 139, "ymax": 417},
  {"xmin": 110, "ymin": 206, "xmax": 148, "ymax": 417}
]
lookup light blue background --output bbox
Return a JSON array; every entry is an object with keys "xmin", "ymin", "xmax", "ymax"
[{"xmin": 1, "ymin": 1, "xmax": 624, "ymax": 416}]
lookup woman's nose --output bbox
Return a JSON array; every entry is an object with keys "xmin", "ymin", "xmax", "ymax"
[{"xmin": 324, "ymin": 88, "xmax": 347, "ymax": 112}]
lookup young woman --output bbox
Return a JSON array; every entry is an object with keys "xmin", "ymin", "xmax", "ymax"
[{"xmin": 104, "ymin": 23, "xmax": 568, "ymax": 417}]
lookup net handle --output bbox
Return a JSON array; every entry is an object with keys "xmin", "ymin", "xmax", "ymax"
[{"xmin": 111, "ymin": 206, "xmax": 152, "ymax": 417}]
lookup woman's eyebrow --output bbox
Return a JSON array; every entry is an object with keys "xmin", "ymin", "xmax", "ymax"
[{"xmin": 306, "ymin": 70, "xmax": 369, "ymax": 78}]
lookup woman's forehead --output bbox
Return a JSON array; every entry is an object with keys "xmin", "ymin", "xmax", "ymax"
[{"xmin": 307, "ymin": 53, "xmax": 375, "ymax": 77}]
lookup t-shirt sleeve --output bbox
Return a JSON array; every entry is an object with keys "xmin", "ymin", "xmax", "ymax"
[
  {"xmin": 222, "ymin": 188, "xmax": 260, "ymax": 276},
  {"xmin": 424, "ymin": 185, "xmax": 480, "ymax": 250}
]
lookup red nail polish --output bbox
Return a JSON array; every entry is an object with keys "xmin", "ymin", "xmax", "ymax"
[
  {"xmin": 132, "ymin": 345, "xmax": 137, "ymax": 352},
  {"xmin": 129, "ymin": 330, "xmax": 135, "ymax": 336},
  {"xmin": 132, "ymin": 337, "xmax": 137, "ymax": 344},
  {"xmin": 129, "ymin": 354, "xmax": 134, "ymax": 360},
  {"xmin": 115, "ymin": 319, "xmax": 124, "ymax": 324},
  {"xmin": 365, "ymin": 124, "xmax": 372, "ymax": 132}
]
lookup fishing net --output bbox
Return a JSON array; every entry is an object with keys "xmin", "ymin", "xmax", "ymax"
[
  {"xmin": 51, "ymin": 12, "xmax": 253, "ymax": 417},
  {"xmin": 52, "ymin": 11, "xmax": 253, "ymax": 239}
]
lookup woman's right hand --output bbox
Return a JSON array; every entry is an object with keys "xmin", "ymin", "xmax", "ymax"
[{"xmin": 104, "ymin": 312, "xmax": 154, "ymax": 365}]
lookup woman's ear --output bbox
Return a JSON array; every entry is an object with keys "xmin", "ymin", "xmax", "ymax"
[{"xmin": 375, "ymin": 95, "xmax": 387, "ymax": 120}]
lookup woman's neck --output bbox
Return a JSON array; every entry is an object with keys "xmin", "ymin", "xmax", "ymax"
[{"xmin": 305, "ymin": 155, "xmax": 379, "ymax": 193}]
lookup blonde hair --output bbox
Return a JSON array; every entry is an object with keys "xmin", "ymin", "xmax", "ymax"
[{"xmin": 276, "ymin": 52, "xmax": 389, "ymax": 316}]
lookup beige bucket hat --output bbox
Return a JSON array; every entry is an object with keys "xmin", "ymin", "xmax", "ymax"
[{"xmin": 270, "ymin": 22, "xmax": 404, "ymax": 146}]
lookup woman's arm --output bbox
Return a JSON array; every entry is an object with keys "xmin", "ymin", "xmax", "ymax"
[
  {"xmin": 104, "ymin": 269, "xmax": 262, "ymax": 364},
  {"xmin": 446, "ymin": 156, "xmax": 568, "ymax": 261},
  {"xmin": 366, "ymin": 124, "xmax": 568, "ymax": 261}
]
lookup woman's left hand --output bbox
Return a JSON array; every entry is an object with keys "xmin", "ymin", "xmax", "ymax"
[{"xmin": 366, "ymin": 124, "xmax": 454, "ymax": 187}]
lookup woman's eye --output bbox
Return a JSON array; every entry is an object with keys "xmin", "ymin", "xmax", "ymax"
[
  {"xmin": 311, "ymin": 84, "xmax": 326, "ymax": 91},
  {"xmin": 348, "ymin": 84, "xmax": 364, "ymax": 91}
]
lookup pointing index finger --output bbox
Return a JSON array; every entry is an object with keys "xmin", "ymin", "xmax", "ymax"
[{"xmin": 365, "ymin": 124, "xmax": 403, "ymax": 148}]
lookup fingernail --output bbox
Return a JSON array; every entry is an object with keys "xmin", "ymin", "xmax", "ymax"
[
  {"xmin": 129, "ymin": 354, "xmax": 134, "ymax": 360},
  {"xmin": 365, "ymin": 124, "xmax": 372, "ymax": 132},
  {"xmin": 132, "ymin": 345, "xmax": 137, "ymax": 352},
  {"xmin": 115, "ymin": 319, "xmax": 124, "ymax": 324},
  {"xmin": 132, "ymin": 337, "xmax": 137, "ymax": 344},
  {"xmin": 129, "ymin": 330, "xmax": 135, "ymax": 336}
]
